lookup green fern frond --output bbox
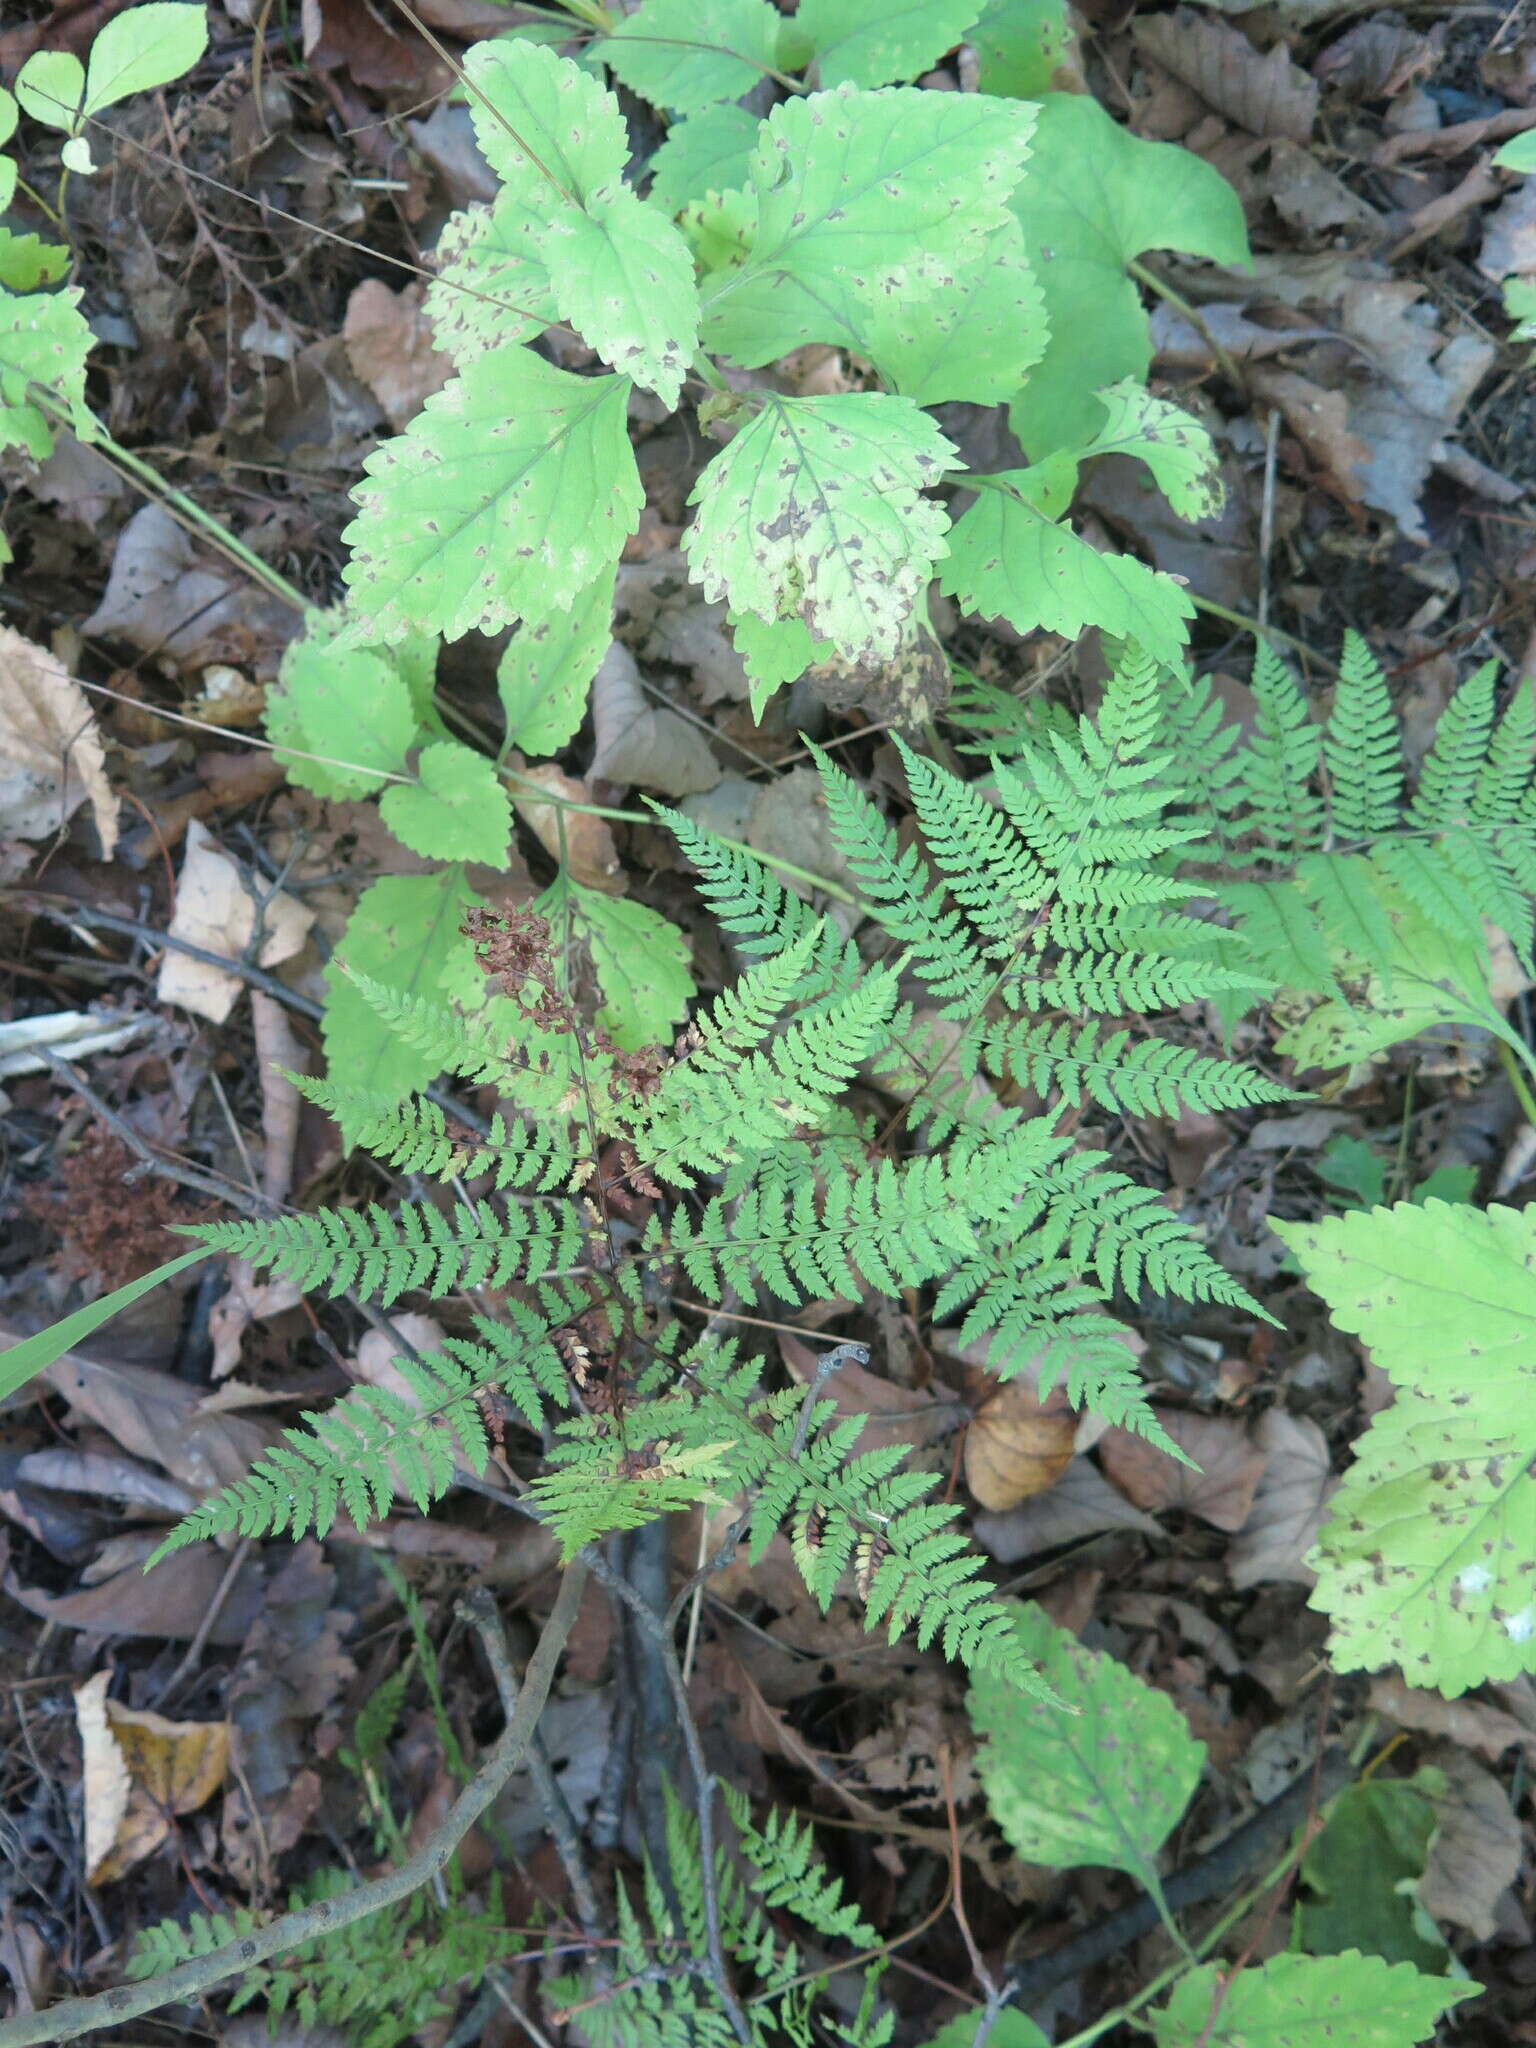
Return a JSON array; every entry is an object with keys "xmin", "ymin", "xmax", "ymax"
[
  {"xmin": 652, "ymin": 800, "xmax": 838, "ymax": 967},
  {"xmin": 1324, "ymin": 631, "xmax": 1403, "ymax": 840},
  {"xmin": 291, "ymin": 1083, "xmax": 586, "ymax": 1193},
  {"xmin": 1238, "ymin": 641, "xmax": 1324, "ymax": 856},
  {"xmin": 338, "ymin": 971, "xmax": 515, "ymax": 1087},
  {"xmin": 1472, "ymin": 683, "xmax": 1536, "ymax": 826},
  {"xmin": 720, "ymin": 1785, "xmax": 876, "ymax": 1944},
  {"xmin": 1408, "ymin": 658, "xmax": 1497, "ymax": 829},
  {"xmin": 984, "ymin": 1018, "xmax": 1292, "ymax": 1116},
  {"xmin": 183, "ymin": 1198, "xmax": 591, "ymax": 1304},
  {"xmin": 896, "ymin": 735, "xmax": 1046, "ymax": 946}
]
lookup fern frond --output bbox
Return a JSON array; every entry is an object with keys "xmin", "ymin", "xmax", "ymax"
[
  {"xmin": 291, "ymin": 1083, "xmax": 586, "ymax": 1192},
  {"xmin": 338, "ymin": 972, "xmax": 514, "ymax": 1086},
  {"xmin": 1471, "ymin": 683, "xmax": 1536, "ymax": 826},
  {"xmin": 184, "ymin": 1198, "xmax": 592, "ymax": 1304},
  {"xmin": 720, "ymin": 1785, "xmax": 876, "ymax": 1944},
  {"xmin": 652, "ymin": 800, "xmax": 841, "ymax": 969},
  {"xmin": 984, "ymin": 1018, "xmax": 1292, "ymax": 1116},
  {"xmin": 1408, "ymin": 659, "xmax": 1497, "ymax": 829},
  {"xmin": 1238, "ymin": 642, "xmax": 1324, "ymax": 856},
  {"xmin": 1324, "ymin": 631, "xmax": 1403, "ymax": 840},
  {"xmin": 896, "ymin": 736, "xmax": 1046, "ymax": 946}
]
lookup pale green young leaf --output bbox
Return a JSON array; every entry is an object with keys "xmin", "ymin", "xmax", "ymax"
[
  {"xmin": 424, "ymin": 196, "xmax": 558, "ymax": 365},
  {"xmin": 0, "ymin": 158, "xmax": 13, "ymax": 217},
  {"xmin": 461, "ymin": 40, "xmax": 699, "ymax": 401},
  {"xmin": 498, "ymin": 565, "xmax": 615, "ymax": 757},
  {"xmin": 1152, "ymin": 1951, "xmax": 1472, "ymax": 2048},
  {"xmin": 0, "ymin": 88, "xmax": 15, "ymax": 149},
  {"xmin": 1007, "ymin": 94, "xmax": 1248, "ymax": 458},
  {"xmin": 794, "ymin": 0, "xmax": 982, "ymax": 90},
  {"xmin": 701, "ymin": 86, "xmax": 1036, "ymax": 366},
  {"xmin": 61, "ymin": 135, "xmax": 95, "ymax": 174},
  {"xmin": 83, "ymin": 2, "xmax": 208, "ymax": 115},
  {"xmin": 646, "ymin": 104, "xmax": 761, "ymax": 214},
  {"xmin": 1494, "ymin": 130, "xmax": 1536, "ymax": 172},
  {"xmin": 1507, "ymin": 276, "xmax": 1536, "ymax": 346},
  {"xmin": 323, "ymin": 869, "xmax": 505, "ymax": 1113},
  {"xmin": 537, "ymin": 187, "xmax": 699, "ymax": 406},
  {"xmin": 266, "ymin": 612, "xmax": 426, "ymax": 799},
  {"xmin": 0, "ymin": 284, "xmax": 93, "ymax": 460},
  {"xmin": 968, "ymin": 1601, "xmax": 1204, "ymax": 1885},
  {"xmin": 341, "ymin": 345, "xmax": 641, "ymax": 642},
  {"xmin": 1272, "ymin": 1198, "xmax": 1536, "ymax": 1694},
  {"xmin": 602, "ymin": 0, "xmax": 783, "ymax": 116},
  {"xmin": 15, "ymin": 51, "xmax": 85, "ymax": 131},
  {"xmin": 856, "ymin": 217, "xmax": 1047, "ymax": 408},
  {"xmin": 0, "ymin": 231, "xmax": 77, "ymax": 292},
  {"xmin": 1081, "ymin": 381, "xmax": 1224, "ymax": 522},
  {"xmin": 920, "ymin": 2015, "xmax": 1048, "ymax": 2048},
  {"xmin": 379, "ymin": 743, "xmax": 513, "ymax": 866},
  {"xmin": 938, "ymin": 470, "xmax": 1194, "ymax": 670},
  {"xmin": 730, "ymin": 612, "xmax": 831, "ymax": 718},
  {"xmin": 971, "ymin": 0, "xmax": 1077, "ymax": 97},
  {"xmin": 686, "ymin": 392, "xmax": 954, "ymax": 662},
  {"xmin": 544, "ymin": 879, "xmax": 695, "ymax": 1048}
]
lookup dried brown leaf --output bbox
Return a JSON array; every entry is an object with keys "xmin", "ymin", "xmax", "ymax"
[
  {"xmin": 506, "ymin": 757, "xmax": 622, "ymax": 890},
  {"xmin": 343, "ymin": 280, "xmax": 454, "ymax": 431},
  {"xmin": 1134, "ymin": 8, "xmax": 1318, "ymax": 141},
  {"xmin": 964, "ymin": 1380, "xmax": 1076, "ymax": 1512},
  {"xmin": 0, "ymin": 626, "xmax": 118, "ymax": 856},
  {"xmin": 1419, "ymin": 1747, "xmax": 1521, "ymax": 1941},
  {"xmin": 588, "ymin": 641, "xmax": 720, "ymax": 797},
  {"xmin": 972, "ymin": 1456, "xmax": 1162, "ymax": 1561},
  {"xmin": 1228, "ymin": 1409, "xmax": 1338, "ymax": 1589},
  {"xmin": 1099, "ymin": 1409, "xmax": 1267, "ymax": 1531},
  {"xmin": 159, "ymin": 820, "xmax": 314, "ymax": 1024}
]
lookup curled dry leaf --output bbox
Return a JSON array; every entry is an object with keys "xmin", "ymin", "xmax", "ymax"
[
  {"xmin": 43, "ymin": 1344, "xmax": 280, "ymax": 1497},
  {"xmin": 588, "ymin": 640, "xmax": 721, "ymax": 797},
  {"xmin": 74, "ymin": 1671, "xmax": 230, "ymax": 1883},
  {"xmin": 1366, "ymin": 1673, "xmax": 1536, "ymax": 1765},
  {"xmin": 964, "ymin": 1378, "xmax": 1076, "ymax": 1513},
  {"xmin": 159, "ymin": 819, "xmax": 314, "ymax": 1025},
  {"xmin": 1418, "ymin": 1746, "xmax": 1522, "ymax": 1941},
  {"xmin": 1099, "ymin": 1408, "xmax": 1268, "ymax": 1532},
  {"xmin": 1228, "ymin": 1408, "xmax": 1338, "ymax": 1589},
  {"xmin": 973, "ymin": 1456, "xmax": 1162, "ymax": 1562},
  {"xmin": 7, "ymin": 1543, "xmax": 266, "ymax": 1642},
  {"xmin": 343, "ymin": 280, "xmax": 454, "ymax": 431},
  {"xmin": 0, "ymin": 625, "xmax": 118, "ymax": 856},
  {"xmin": 505, "ymin": 754, "xmax": 622, "ymax": 891},
  {"xmin": 780, "ymin": 1332, "xmax": 963, "ymax": 1458},
  {"xmin": 82, "ymin": 504, "xmax": 293, "ymax": 675},
  {"xmin": 1133, "ymin": 8, "xmax": 1318, "ymax": 142}
]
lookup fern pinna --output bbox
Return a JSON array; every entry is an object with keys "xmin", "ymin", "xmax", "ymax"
[{"xmin": 119, "ymin": 646, "xmax": 1305, "ymax": 1697}]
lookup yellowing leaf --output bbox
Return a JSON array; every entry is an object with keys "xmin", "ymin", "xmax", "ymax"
[
  {"xmin": 74, "ymin": 1670, "xmax": 230, "ymax": 1884},
  {"xmin": 963, "ymin": 1380, "xmax": 1075, "ymax": 1511}
]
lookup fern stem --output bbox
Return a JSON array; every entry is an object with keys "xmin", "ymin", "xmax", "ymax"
[
  {"xmin": 1188, "ymin": 594, "xmax": 1340, "ymax": 678},
  {"xmin": 1495, "ymin": 1036, "xmax": 1536, "ymax": 1129}
]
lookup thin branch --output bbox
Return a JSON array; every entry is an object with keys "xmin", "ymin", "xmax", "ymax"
[{"xmin": 0, "ymin": 1565, "xmax": 587, "ymax": 2048}]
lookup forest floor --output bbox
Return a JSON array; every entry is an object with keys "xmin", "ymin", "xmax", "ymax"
[{"xmin": 2, "ymin": 0, "xmax": 1536, "ymax": 2043}]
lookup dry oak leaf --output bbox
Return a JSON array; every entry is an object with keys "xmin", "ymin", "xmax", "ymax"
[
  {"xmin": 1133, "ymin": 8, "xmax": 1318, "ymax": 142},
  {"xmin": 1099, "ymin": 1407, "xmax": 1267, "ymax": 1532},
  {"xmin": 0, "ymin": 626, "xmax": 118, "ymax": 856},
  {"xmin": 964, "ymin": 1378, "xmax": 1076, "ymax": 1513},
  {"xmin": 74, "ymin": 1669, "xmax": 230, "ymax": 1883}
]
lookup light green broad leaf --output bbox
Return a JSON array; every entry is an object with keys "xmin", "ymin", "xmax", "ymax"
[
  {"xmin": 0, "ymin": 232, "xmax": 72, "ymax": 293},
  {"xmin": 83, "ymin": 3, "xmax": 208, "ymax": 114},
  {"xmin": 919, "ymin": 2014, "xmax": 1048, "ymax": 2048},
  {"xmin": 1081, "ymin": 380, "xmax": 1224, "ymax": 522},
  {"xmin": 379, "ymin": 742, "xmax": 513, "ymax": 866},
  {"xmin": 342, "ymin": 344, "xmax": 641, "ymax": 643},
  {"xmin": 266, "ymin": 610, "xmax": 433, "ymax": 799},
  {"xmin": 971, "ymin": 0, "xmax": 1078, "ymax": 97},
  {"xmin": 701, "ymin": 85, "xmax": 1035, "ymax": 366},
  {"xmin": 730, "ymin": 612, "xmax": 831, "ymax": 719},
  {"xmin": 1151, "ymin": 1951, "xmax": 1473, "ymax": 2048},
  {"xmin": 1494, "ymin": 130, "xmax": 1536, "ymax": 172},
  {"xmin": 1273, "ymin": 1198, "xmax": 1536, "ymax": 1696},
  {"xmin": 425, "ymin": 196, "xmax": 559, "ymax": 365},
  {"xmin": 602, "ymin": 0, "xmax": 784, "ymax": 116},
  {"xmin": 462, "ymin": 40, "xmax": 698, "ymax": 401},
  {"xmin": 968, "ymin": 1601, "xmax": 1204, "ymax": 1890},
  {"xmin": 857, "ymin": 217, "xmax": 1047, "ymax": 408},
  {"xmin": 794, "ymin": 0, "xmax": 982, "ymax": 90},
  {"xmin": 686, "ymin": 392, "xmax": 954, "ymax": 662},
  {"xmin": 14, "ymin": 51, "xmax": 85, "ymax": 131},
  {"xmin": 498, "ymin": 565, "xmax": 615, "ymax": 757},
  {"xmin": 1007, "ymin": 94, "xmax": 1248, "ymax": 458},
  {"xmin": 647, "ymin": 104, "xmax": 762, "ymax": 214},
  {"xmin": 938, "ymin": 469, "xmax": 1194, "ymax": 670},
  {"xmin": 542, "ymin": 877, "xmax": 695, "ymax": 1049},
  {"xmin": 0, "ymin": 284, "xmax": 94, "ymax": 460},
  {"xmin": 324, "ymin": 868, "xmax": 508, "ymax": 1116}
]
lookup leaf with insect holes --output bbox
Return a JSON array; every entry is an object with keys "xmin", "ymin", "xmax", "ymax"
[
  {"xmin": 1273, "ymin": 1199, "xmax": 1536, "ymax": 1696},
  {"xmin": 461, "ymin": 40, "xmax": 699, "ymax": 402},
  {"xmin": 686, "ymin": 392, "xmax": 954, "ymax": 662},
  {"xmin": 266, "ymin": 612, "xmax": 435, "ymax": 800},
  {"xmin": 647, "ymin": 104, "xmax": 762, "ymax": 214},
  {"xmin": 541, "ymin": 877, "xmax": 694, "ymax": 1049},
  {"xmin": 0, "ymin": 283, "xmax": 93, "ymax": 461},
  {"xmin": 341, "ymin": 344, "xmax": 641, "ymax": 643},
  {"xmin": 602, "ymin": 0, "xmax": 784, "ymax": 117},
  {"xmin": 700, "ymin": 85, "xmax": 1036, "ymax": 367},
  {"xmin": 324, "ymin": 868, "xmax": 509, "ymax": 1115},
  {"xmin": 939, "ymin": 466, "xmax": 1194, "ymax": 670},
  {"xmin": 498, "ymin": 564, "xmax": 615, "ymax": 758},
  {"xmin": 793, "ymin": 0, "xmax": 984, "ymax": 90},
  {"xmin": 1151, "ymin": 1952, "xmax": 1472, "ymax": 2048},
  {"xmin": 968, "ymin": 1600, "xmax": 1204, "ymax": 1886},
  {"xmin": 1007, "ymin": 93, "xmax": 1248, "ymax": 458},
  {"xmin": 379, "ymin": 743, "xmax": 513, "ymax": 866},
  {"xmin": 856, "ymin": 216, "xmax": 1047, "ymax": 407},
  {"xmin": 425, "ymin": 196, "xmax": 559, "ymax": 366}
]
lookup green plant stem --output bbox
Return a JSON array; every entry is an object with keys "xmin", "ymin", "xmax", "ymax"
[
  {"xmin": 1189, "ymin": 594, "xmax": 1340, "ymax": 676},
  {"xmin": 40, "ymin": 404, "xmax": 308, "ymax": 614},
  {"xmin": 0, "ymin": 1566, "xmax": 588, "ymax": 2048},
  {"xmin": 1126, "ymin": 256, "xmax": 1247, "ymax": 394},
  {"xmin": 1496, "ymin": 1036, "xmax": 1536, "ymax": 1128}
]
